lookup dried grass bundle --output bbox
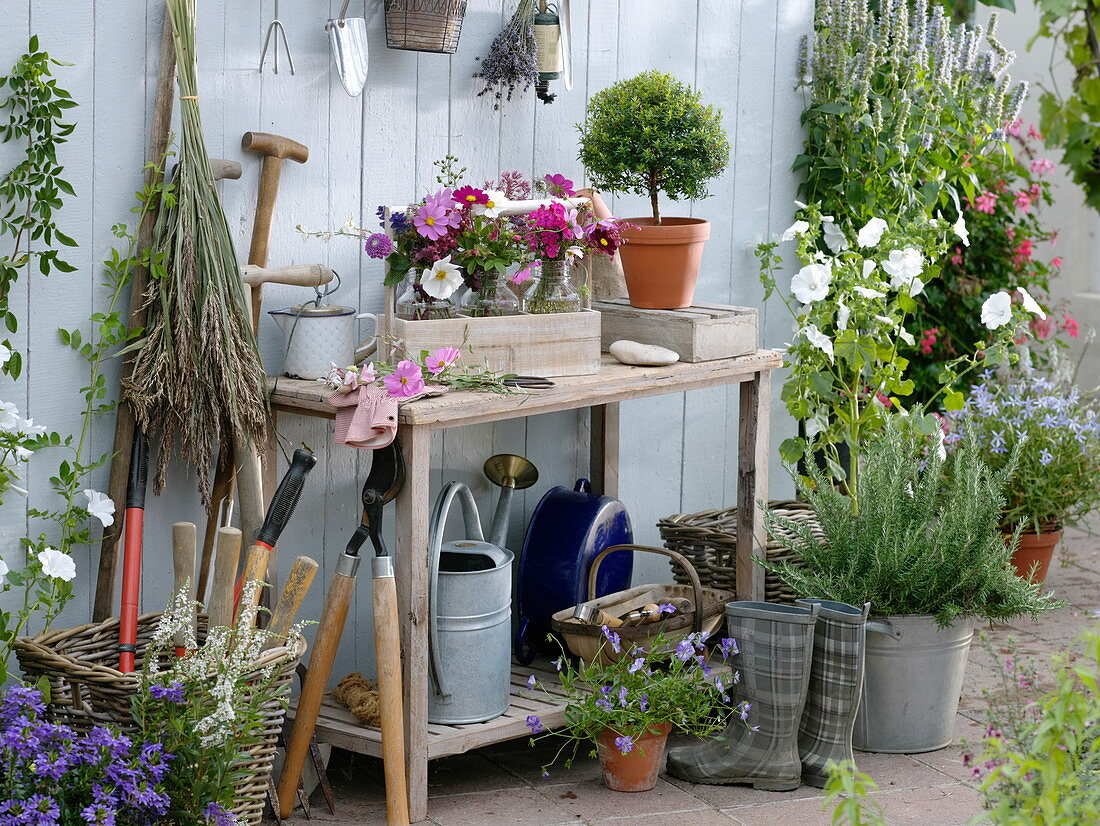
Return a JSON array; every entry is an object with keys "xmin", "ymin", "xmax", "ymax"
[{"xmin": 126, "ymin": 0, "xmax": 268, "ymax": 500}]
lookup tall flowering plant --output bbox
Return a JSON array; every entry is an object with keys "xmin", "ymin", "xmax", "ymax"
[
  {"xmin": 757, "ymin": 207, "xmax": 1039, "ymax": 489},
  {"xmin": 946, "ymin": 371, "xmax": 1100, "ymax": 532},
  {"xmin": 522, "ymin": 627, "xmax": 747, "ymax": 772}
]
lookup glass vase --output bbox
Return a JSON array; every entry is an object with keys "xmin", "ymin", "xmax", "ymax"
[
  {"xmin": 459, "ymin": 271, "xmax": 520, "ymax": 317},
  {"xmin": 522, "ymin": 259, "xmax": 582, "ymax": 314},
  {"xmin": 395, "ymin": 277, "xmax": 455, "ymax": 321}
]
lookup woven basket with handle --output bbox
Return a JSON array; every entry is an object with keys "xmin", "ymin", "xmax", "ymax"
[
  {"xmin": 384, "ymin": 0, "xmax": 468, "ymax": 54},
  {"xmin": 658, "ymin": 500, "xmax": 820, "ymax": 604},
  {"xmin": 14, "ymin": 612, "xmax": 305, "ymax": 826}
]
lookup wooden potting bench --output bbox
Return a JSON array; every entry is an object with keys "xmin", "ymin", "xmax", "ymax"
[{"xmin": 267, "ymin": 350, "xmax": 783, "ymax": 823}]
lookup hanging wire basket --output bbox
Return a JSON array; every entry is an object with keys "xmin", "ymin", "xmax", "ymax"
[{"xmin": 384, "ymin": 0, "xmax": 468, "ymax": 54}]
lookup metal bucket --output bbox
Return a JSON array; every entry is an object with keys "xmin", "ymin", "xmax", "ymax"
[
  {"xmin": 854, "ymin": 614, "xmax": 974, "ymax": 753},
  {"xmin": 428, "ymin": 482, "xmax": 514, "ymax": 725}
]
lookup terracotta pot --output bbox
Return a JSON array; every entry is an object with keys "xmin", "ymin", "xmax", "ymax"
[
  {"xmin": 618, "ymin": 218, "xmax": 711, "ymax": 309},
  {"xmin": 1004, "ymin": 524, "xmax": 1062, "ymax": 584},
  {"xmin": 595, "ymin": 723, "xmax": 672, "ymax": 792}
]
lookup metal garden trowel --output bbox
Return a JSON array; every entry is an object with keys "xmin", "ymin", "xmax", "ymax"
[{"xmin": 326, "ymin": 0, "xmax": 369, "ymax": 97}]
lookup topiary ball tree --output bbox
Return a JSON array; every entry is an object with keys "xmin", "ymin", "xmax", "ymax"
[{"xmin": 578, "ymin": 71, "xmax": 730, "ymax": 225}]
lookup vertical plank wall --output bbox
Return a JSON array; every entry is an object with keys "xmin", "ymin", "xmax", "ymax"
[{"xmin": 0, "ymin": 0, "xmax": 811, "ymax": 682}]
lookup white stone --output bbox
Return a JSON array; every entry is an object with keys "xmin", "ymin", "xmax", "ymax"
[{"xmin": 609, "ymin": 339, "xmax": 680, "ymax": 366}]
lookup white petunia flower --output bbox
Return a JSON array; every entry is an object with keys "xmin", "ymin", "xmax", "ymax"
[
  {"xmin": 0, "ymin": 402, "xmax": 20, "ymax": 433},
  {"xmin": 19, "ymin": 418, "xmax": 47, "ymax": 437},
  {"xmin": 852, "ymin": 285, "xmax": 886, "ymax": 299},
  {"xmin": 821, "ymin": 217, "xmax": 849, "ymax": 253},
  {"xmin": 836, "ymin": 303, "xmax": 851, "ymax": 332},
  {"xmin": 790, "ymin": 263, "xmax": 832, "ymax": 304},
  {"xmin": 856, "ymin": 217, "xmax": 888, "ymax": 248},
  {"xmin": 882, "ymin": 248, "xmax": 925, "ymax": 296},
  {"xmin": 862, "ymin": 260, "xmax": 877, "ymax": 279},
  {"xmin": 83, "ymin": 489, "xmax": 116, "ymax": 527},
  {"xmin": 953, "ymin": 215, "xmax": 970, "ymax": 247},
  {"xmin": 38, "ymin": 547, "xmax": 76, "ymax": 582},
  {"xmin": 801, "ymin": 324, "xmax": 834, "ymax": 361},
  {"xmin": 0, "ymin": 557, "xmax": 7, "ymax": 585},
  {"xmin": 1017, "ymin": 287, "xmax": 1046, "ymax": 319},
  {"xmin": 981, "ymin": 292, "xmax": 1013, "ymax": 330},
  {"xmin": 475, "ymin": 190, "xmax": 507, "ymax": 219},
  {"xmin": 0, "ymin": 344, "xmax": 10, "ymax": 367},
  {"xmin": 419, "ymin": 255, "xmax": 464, "ymax": 300},
  {"xmin": 780, "ymin": 220, "xmax": 810, "ymax": 242},
  {"xmin": 899, "ymin": 328, "xmax": 916, "ymax": 346}
]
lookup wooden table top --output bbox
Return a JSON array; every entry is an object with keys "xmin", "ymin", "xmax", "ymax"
[{"xmin": 267, "ymin": 350, "xmax": 784, "ymax": 430}]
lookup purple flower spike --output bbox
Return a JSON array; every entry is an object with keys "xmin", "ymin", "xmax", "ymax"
[
  {"xmin": 526, "ymin": 714, "xmax": 544, "ymax": 734},
  {"xmin": 614, "ymin": 734, "xmax": 635, "ymax": 755}
]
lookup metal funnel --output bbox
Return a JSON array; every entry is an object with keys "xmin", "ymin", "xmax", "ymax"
[{"xmin": 483, "ymin": 454, "xmax": 538, "ymax": 549}]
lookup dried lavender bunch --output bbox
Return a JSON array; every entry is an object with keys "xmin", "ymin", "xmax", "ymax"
[{"xmin": 474, "ymin": 0, "xmax": 538, "ymax": 109}]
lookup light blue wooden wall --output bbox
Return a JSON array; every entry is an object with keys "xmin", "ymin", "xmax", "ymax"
[{"xmin": 0, "ymin": 0, "xmax": 809, "ymax": 682}]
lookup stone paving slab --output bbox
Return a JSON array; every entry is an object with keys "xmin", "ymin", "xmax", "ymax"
[{"xmin": 274, "ymin": 521, "xmax": 1098, "ymax": 826}]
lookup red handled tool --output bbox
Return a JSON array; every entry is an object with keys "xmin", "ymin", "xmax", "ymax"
[{"xmin": 118, "ymin": 428, "xmax": 150, "ymax": 672}]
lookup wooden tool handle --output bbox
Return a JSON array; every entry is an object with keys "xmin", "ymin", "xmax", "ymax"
[
  {"xmin": 207, "ymin": 527, "xmax": 243, "ymax": 630},
  {"xmin": 171, "ymin": 522, "xmax": 198, "ymax": 652},
  {"xmin": 278, "ymin": 571, "xmax": 356, "ymax": 819},
  {"xmin": 198, "ymin": 466, "xmax": 234, "ymax": 604},
  {"xmin": 240, "ymin": 263, "xmax": 335, "ymax": 289},
  {"xmin": 235, "ymin": 543, "xmax": 272, "ymax": 624},
  {"xmin": 263, "ymin": 556, "xmax": 319, "ymax": 649},
  {"xmin": 373, "ymin": 569, "xmax": 410, "ymax": 826}
]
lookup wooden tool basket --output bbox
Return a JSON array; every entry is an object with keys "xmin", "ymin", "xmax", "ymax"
[
  {"xmin": 658, "ymin": 500, "xmax": 820, "ymax": 605},
  {"xmin": 372, "ymin": 199, "xmax": 601, "ymax": 378},
  {"xmin": 551, "ymin": 545, "xmax": 733, "ymax": 665},
  {"xmin": 14, "ymin": 612, "xmax": 306, "ymax": 826}
]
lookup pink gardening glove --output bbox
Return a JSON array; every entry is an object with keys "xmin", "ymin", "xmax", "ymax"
[{"xmin": 330, "ymin": 384, "xmax": 398, "ymax": 449}]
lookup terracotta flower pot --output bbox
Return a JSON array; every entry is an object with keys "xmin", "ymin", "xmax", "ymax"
[
  {"xmin": 595, "ymin": 723, "xmax": 672, "ymax": 792},
  {"xmin": 1004, "ymin": 524, "xmax": 1062, "ymax": 584},
  {"xmin": 618, "ymin": 218, "xmax": 711, "ymax": 309}
]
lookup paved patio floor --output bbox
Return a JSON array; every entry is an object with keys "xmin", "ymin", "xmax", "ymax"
[{"xmin": 276, "ymin": 519, "xmax": 1099, "ymax": 826}]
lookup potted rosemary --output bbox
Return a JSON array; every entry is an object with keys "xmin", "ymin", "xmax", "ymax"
[
  {"xmin": 762, "ymin": 417, "xmax": 1061, "ymax": 754},
  {"xmin": 578, "ymin": 71, "xmax": 729, "ymax": 309},
  {"xmin": 523, "ymin": 628, "xmax": 746, "ymax": 792},
  {"xmin": 948, "ymin": 370, "xmax": 1100, "ymax": 583}
]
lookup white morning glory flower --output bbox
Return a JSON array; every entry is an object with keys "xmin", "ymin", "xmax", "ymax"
[
  {"xmin": 790, "ymin": 263, "xmax": 832, "ymax": 304},
  {"xmin": 836, "ymin": 303, "xmax": 851, "ymax": 332},
  {"xmin": 852, "ymin": 286, "xmax": 886, "ymax": 299},
  {"xmin": 0, "ymin": 344, "xmax": 10, "ymax": 367},
  {"xmin": 856, "ymin": 217, "xmax": 888, "ymax": 248},
  {"xmin": 953, "ymin": 215, "xmax": 970, "ymax": 247},
  {"xmin": 83, "ymin": 489, "xmax": 116, "ymax": 527},
  {"xmin": 780, "ymin": 219, "xmax": 810, "ymax": 242},
  {"xmin": 861, "ymin": 260, "xmax": 877, "ymax": 279},
  {"xmin": 899, "ymin": 328, "xmax": 916, "ymax": 346},
  {"xmin": 0, "ymin": 557, "xmax": 7, "ymax": 585},
  {"xmin": 981, "ymin": 292, "xmax": 1013, "ymax": 330},
  {"xmin": 1017, "ymin": 287, "xmax": 1046, "ymax": 319},
  {"xmin": 801, "ymin": 324, "xmax": 834, "ymax": 361},
  {"xmin": 0, "ymin": 402, "xmax": 20, "ymax": 433},
  {"xmin": 882, "ymin": 248, "xmax": 925, "ymax": 296},
  {"xmin": 821, "ymin": 217, "xmax": 849, "ymax": 253},
  {"xmin": 38, "ymin": 547, "xmax": 76, "ymax": 582},
  {"xmin": 419, "ymin": 255, "xmax": 464, "ymax": 300},
  {"xmin": 20, "ymin": 418, "xmax": 47, "ymax": 437}
]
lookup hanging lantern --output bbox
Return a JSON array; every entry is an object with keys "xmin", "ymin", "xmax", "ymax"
[{"xmin": 534, "ymin": 0, "xmax": 571, "ymax": 104}]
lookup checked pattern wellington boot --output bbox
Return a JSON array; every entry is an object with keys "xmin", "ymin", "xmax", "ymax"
[
  {"xmin": 666, "ymin": 601, "xmax": 819, "ymax": 790},
  {"xmin": 795, "ymin": 599, "xmax": 870, "ymax": 788}
]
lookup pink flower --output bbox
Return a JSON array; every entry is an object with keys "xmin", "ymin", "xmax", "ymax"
[
  {"xmin": 950, "ymin": 248, "xmax": 963, "ymax": 267},
  {"xmin": 425, "ymin": 347, "xmax": 460, "ymax": 375},
  {"xmin": 972, "ymin": 192, "xmax": 997, "ymax": 214},
  {"xmin": 1063, "ymin": 314, "xmax": 1080, "ymax": 338},
  {"xmin": 1030, "ymin": 316, "xmax": 1053, "ymax": 340},
  {"xmin": 1030, "ymin": 158, "xmax": 1055, "ymax": 176},
  {"xmin": 510, "ymin": 261, "xmax": 539, "ymax": 285},
  {"xmin": 1028, "ymin": 124, "xmax": 1043, "ymax": 141},
  {"xmin": 1006, "ymin": 118, "xmax": 1023, "ymax": 137},
  {"xmin": 1013, "ymin": 238, "xmax": 1034, "ymax": 265},
  {"xmin": 544, "ymin": 173, "xmax": 576, "ymax": 198},
  {"xmin": 414, "ymin": 202, "xmax": 455, "ymax": 240},
  {"xmin": 1005, "ymin": 227, "xmax": 1016, "ymax": 240},
  {"xmin": 1013, "ymin": 191, "xmax": 1033, "ymax": 213},
  {"xmin": 1051, "ymin": 256, "xmax": 1063, "ymax": 268},
  {"xmin": 383, "ymin": 361, "xmax": 426, "ymax": 397}
]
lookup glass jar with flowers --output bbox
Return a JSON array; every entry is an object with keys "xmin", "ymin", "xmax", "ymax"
[
  {"xmin": 522, "ymin": 628, "xmax": 748, "ymax": 792},
  {"xmin": 946, "ymin": 370, "xmax": 1100, "ymax": 583}
]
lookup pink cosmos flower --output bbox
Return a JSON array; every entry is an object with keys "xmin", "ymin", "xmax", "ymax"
[
  {"xmin": 972, "ymin": 192, "xmax": 997, "ymax": 214},
  {"xmin": 544, "ymin": 173, "xmax": 576, "ymax": 198},
  {"xmin": 1030, "ymin": 158, "xmax": 1055, "ymax": 176},
  {"xmin": 383, "ymin": 360, "xmax": 426, "ymax": 397},
  {"xmin": 510, "ymin": 261, "xmax": 539, "ymax": 286},
  {"xmin": 453, "ymin": 185, "xmax": 488, "ymax": 206},
  {"xmin": 414, "ymin": 202, "xmax": 454, "ymax": 241},
  {"xmin": 425, "ymin": 347, "xmax": 460, "ymax": 375}
]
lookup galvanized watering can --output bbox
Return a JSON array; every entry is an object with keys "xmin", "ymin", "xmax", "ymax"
[{"xmin": 427, "ymin": 481, "xmax": 514, "ymax": 725}]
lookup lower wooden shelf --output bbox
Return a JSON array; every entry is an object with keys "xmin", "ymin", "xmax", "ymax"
[{"xmin": 289, "ymin": 662, "xmax": 568, "ymax": 761}]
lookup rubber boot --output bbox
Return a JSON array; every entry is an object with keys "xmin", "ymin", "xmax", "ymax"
[
  {"xmin": 795, "ymin": 599, "xmax": 869, "ymax": 788},
  {"xmin": 666, "ymin": 601, "xmax": 819, "ymax": 790}
]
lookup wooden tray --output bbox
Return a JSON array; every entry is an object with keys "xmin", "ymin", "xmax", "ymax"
[{"xmin": 593, "ymin": 299, "xmax": 758, "ymax": 362}]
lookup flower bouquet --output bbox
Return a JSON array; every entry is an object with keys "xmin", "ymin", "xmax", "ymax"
[{"xmin": 523, "ymin": 627, "xmax": 747, "ymax": 792}]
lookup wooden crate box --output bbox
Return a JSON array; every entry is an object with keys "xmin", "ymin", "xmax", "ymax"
[{"xmin": 593, "ymin": 299, "xmax": 758, "ymax": 362}]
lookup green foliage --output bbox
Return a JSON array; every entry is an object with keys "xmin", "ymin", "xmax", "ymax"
[
  {"xmin": 1031, "ymin": 1, "xmax": 1100, "ymax": 212},
  {"xmin": 822, "ymin": 760, "xmax": 889, "ymax": 825},
  {"xmin": 762, "ymin": 416, "xmax": 1063, "ymax": 625},
  {"xmin": 975, "ymin": 628, "xmax": 1100, "ymax": 824},
  {"xmin": 577, "ymin": 71, "xmax": 729, "ymax": 223}
]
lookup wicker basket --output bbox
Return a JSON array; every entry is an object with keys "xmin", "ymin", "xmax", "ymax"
[
  {"xmin": 658, "ymin": 500, "xmax": 821, "ymax": 604},
  {"xmin": 14, "ymin": 612, "xmax": 306, "ymax": 826},
  {"xmin": 551, "ymin": 545, "xmax": 733, "ymax": 665},
  {"xmin": 384, "ymin": 0, "xmax": 468, "ymax": 54}
]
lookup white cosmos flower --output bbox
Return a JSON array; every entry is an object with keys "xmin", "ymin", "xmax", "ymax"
[
  {"xmin": 475, "ymin": 190, "xmax": 507, "ymax": 219},
  {"xmin": 821, "ymin": 217, "xmax": 849, "ymax": 253},
  {"xmin": 791, "ymin": 262, "xmax": 832, "ymax": 304},
  {"xmin": 981, "ymin": 292, "xmax": 1013, "ymax": 329},
  {"xmin": 836, "ymin": 303, "xmax": 851, "ymax": 332},
  {"xmin": 953, "ymin": 215, "xmax": 970, "ymax": 247},
  {"xmin": 882, "ymin": 248, "xmax": 925, "ymax": 296},
  {"xmin": 38, "ymin": 547, "xmax": 76, "ymax": 582},
  {"xmin": 0, "ymin": 402, "xmax": 20, "ymax": 433},
  {"xmin": 780, "ymin": 220, "xmax": 810, "ymax": 242},
  {"xmin": 801, "ymin": 324, "xmax": 834, "ymax": 361},
  {"xmin": 1018, "ymin": 287, "xmax": 1046, "ymax": 319},
  {"xmin": 83, "ymin": 489, "xmax": 116, "ymax": 527},
  {"xmin": 565, "ymin": 245, "xmax": 586, "ymax": 261},
  {"xmin": 419, "ymin": 255, "xmax": 464, "ymax": 300},
  {"xmin": 852, "ymin": 285, "xmax": 886, "ymax": 299},
  {"xmin": 0, "ymin": 557, "xmax": 7, "ymax": 585},
  {"xmin": 856, "ymin": 217, "xmax": 888, "ymax": 248}
]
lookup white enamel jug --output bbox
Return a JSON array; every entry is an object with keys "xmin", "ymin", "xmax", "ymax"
[{"xmin": 269, "ymin": 303, "xmax": 377, "ymax": 380}]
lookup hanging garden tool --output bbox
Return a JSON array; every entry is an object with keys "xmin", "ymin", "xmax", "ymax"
[
  {"xmin": 327, "ymin": 0, "xmax": 369, "ymax": 97},
  {"xmin": 260, "ymin": 0, "xmax": 295, "ymax": 74},
  {"xmin": 534, "ymin": 0, "xmax": 572, "ymax": 104},
  {"xmin": 117, "ymin": 428, "xmax": 149, "ymax": 673}
]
